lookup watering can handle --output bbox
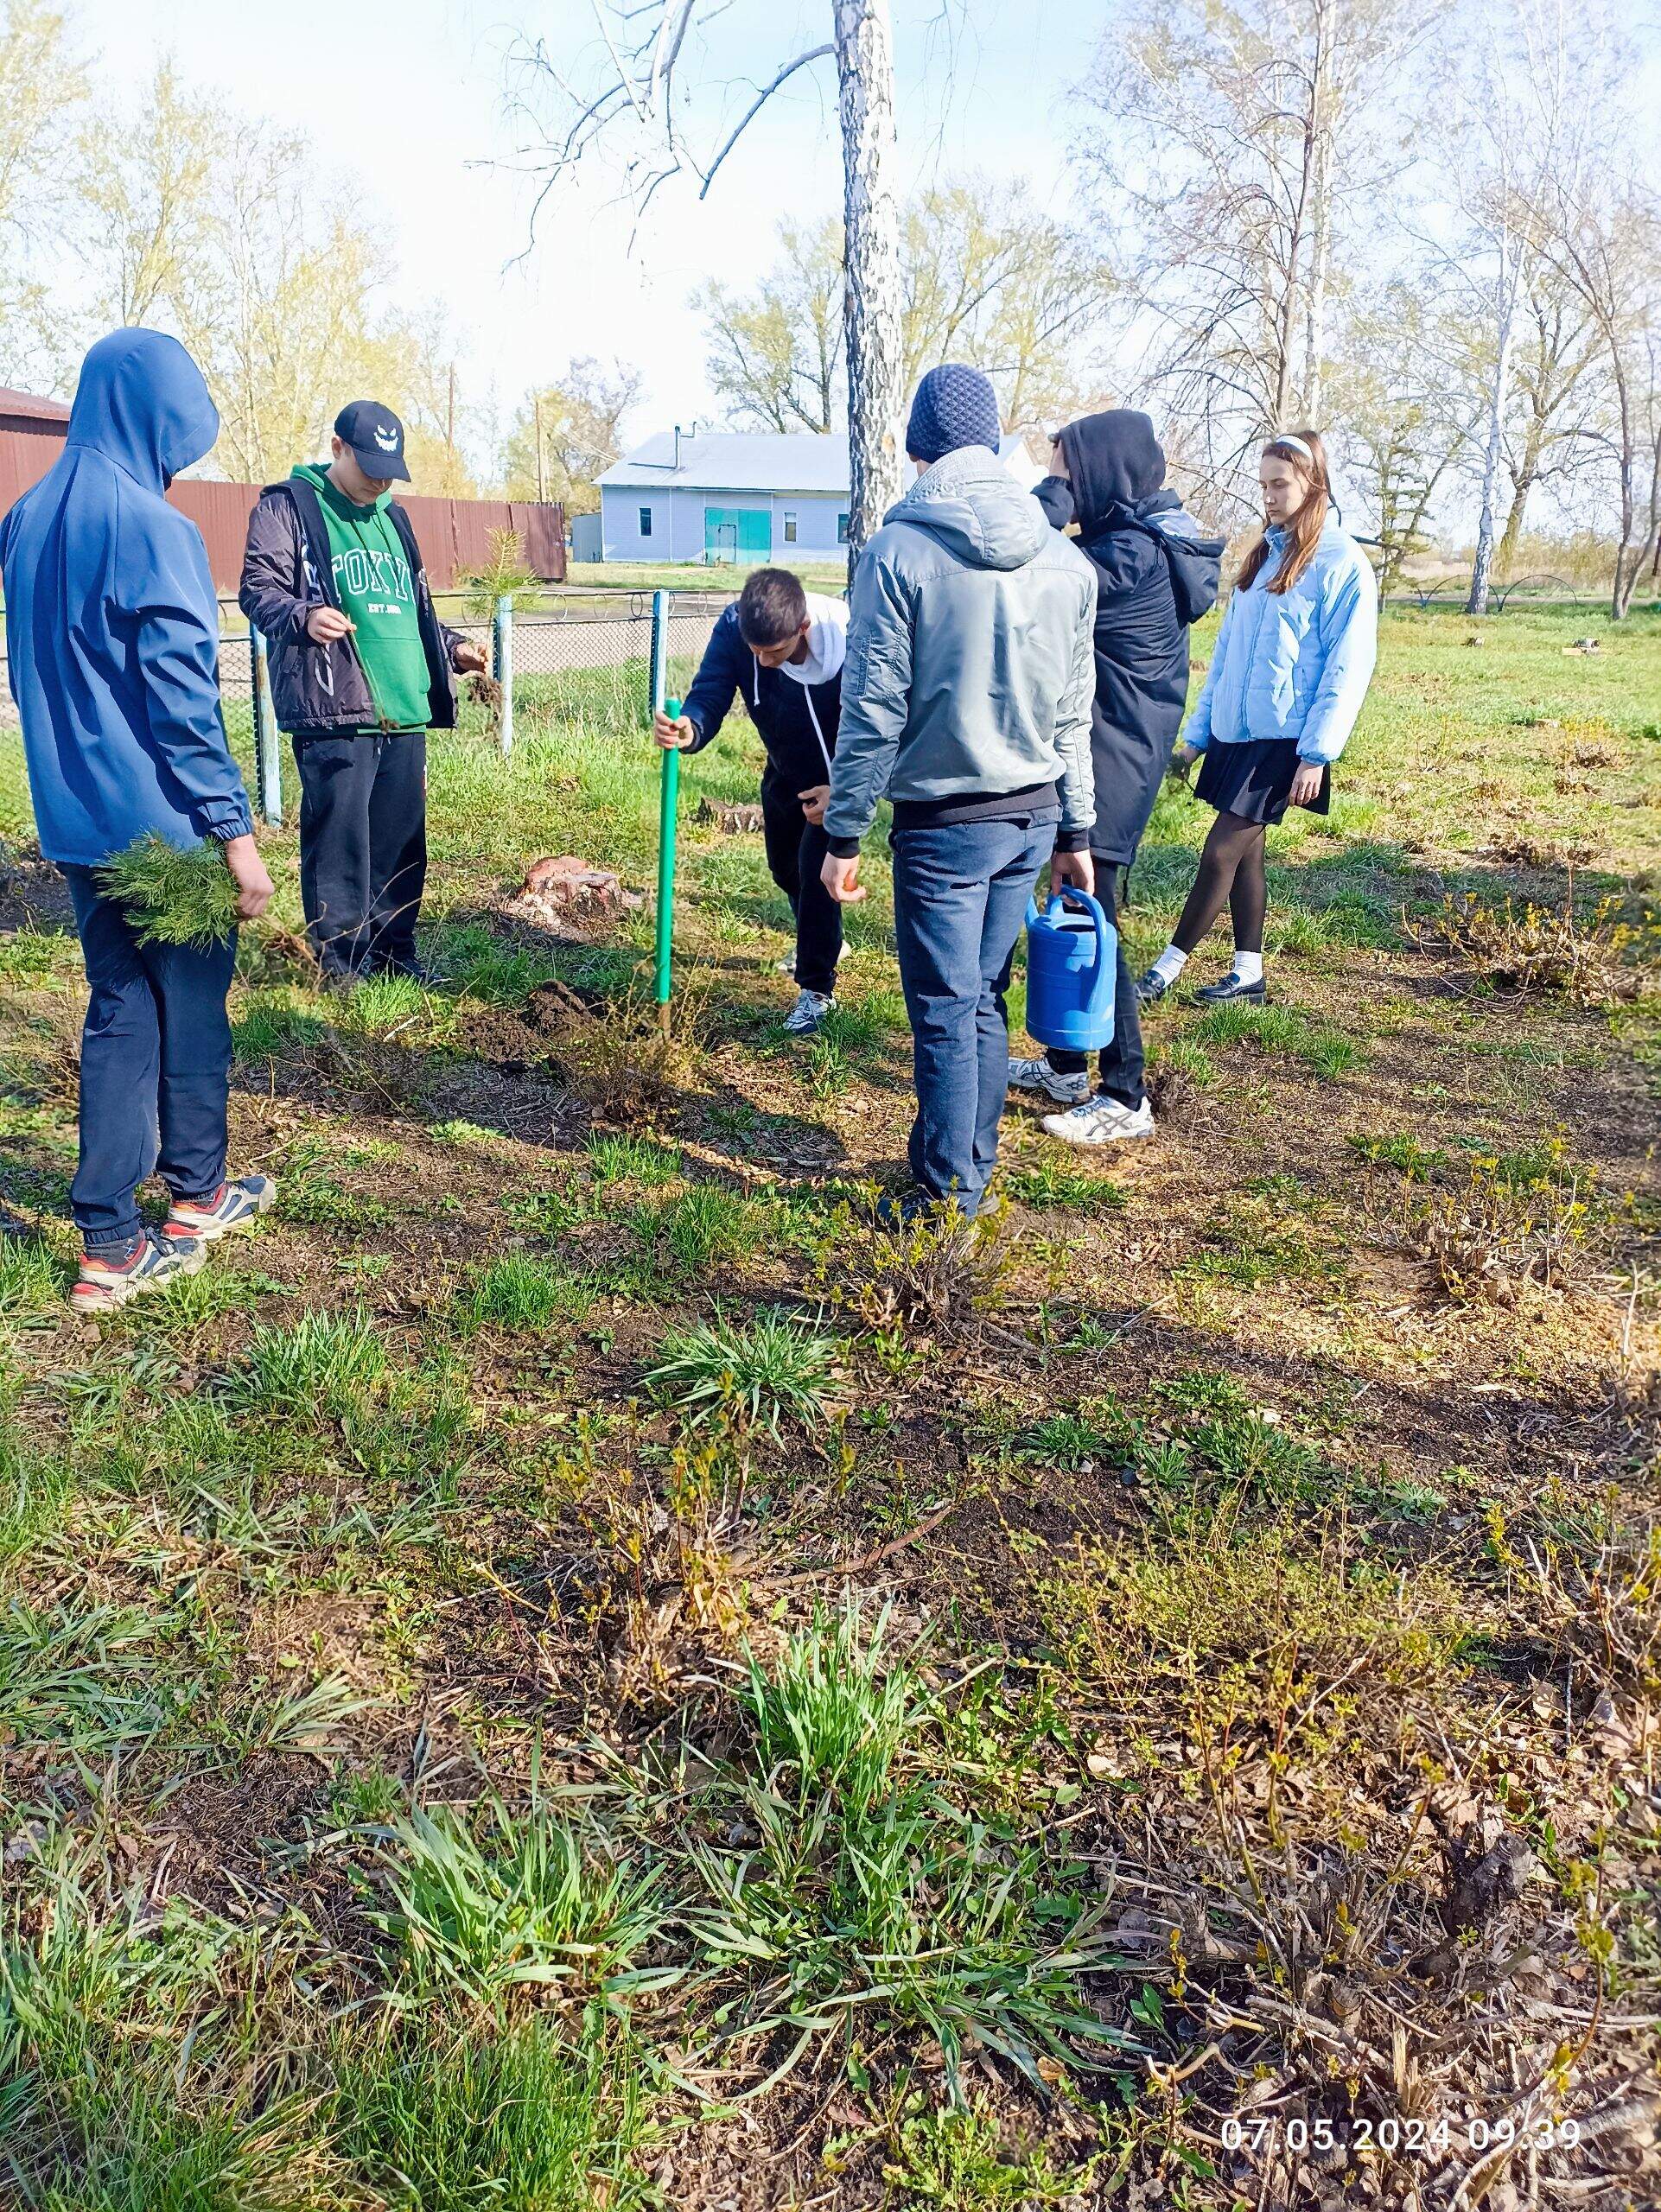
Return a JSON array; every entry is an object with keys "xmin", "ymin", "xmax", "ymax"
[{"xmin": 1047, "ymin": 887, "xmax": 1116, "ymax": 1025}]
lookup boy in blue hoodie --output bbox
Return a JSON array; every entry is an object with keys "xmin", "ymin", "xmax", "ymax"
[{"xmin": 0, "ymin": 328, "xmax": 277, "ymax": 1314}]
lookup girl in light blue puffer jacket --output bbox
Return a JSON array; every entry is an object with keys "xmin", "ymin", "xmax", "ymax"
[{"xmin": 1138, "ymin": 429, "xmax": 1378, "ymax": 1009}]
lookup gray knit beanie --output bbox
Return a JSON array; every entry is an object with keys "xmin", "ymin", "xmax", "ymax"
[{"xmin": 905, "ymin": 364, "xmax": 1002, "ymax": 464}]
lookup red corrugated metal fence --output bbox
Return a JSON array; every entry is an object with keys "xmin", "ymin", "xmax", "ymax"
[{"xmin": 0, "ymin": 415, "xmax": 567, "ymax": 591}]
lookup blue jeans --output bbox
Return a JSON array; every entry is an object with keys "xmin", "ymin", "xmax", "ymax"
[
  {"xmin": 890, "ymin": 817, "xmax": 1053, "ymax": 1215},
  {"xmin": 62, "ymin": 866, "xmax": 236, "ymax": 1249}
]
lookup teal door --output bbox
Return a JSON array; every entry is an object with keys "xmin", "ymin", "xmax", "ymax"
[{"xmin": 704, "ymin": 506, "xmax": 771, "ymax": 563}]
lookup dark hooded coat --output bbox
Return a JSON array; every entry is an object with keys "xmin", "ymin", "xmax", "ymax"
[{"xmin": 1034, "ymin": 410, "xmax": 1224, "ymax": 866}]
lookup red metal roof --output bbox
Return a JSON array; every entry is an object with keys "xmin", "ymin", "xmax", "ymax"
[{"xmin": 0, "ymin": 386, "xmax": 71, "ymax": 423}]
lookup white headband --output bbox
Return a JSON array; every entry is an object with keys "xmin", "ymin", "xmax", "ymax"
[{"xmin": 1267, "ymin": 433, "xmax": 1314, "ymax": 464}]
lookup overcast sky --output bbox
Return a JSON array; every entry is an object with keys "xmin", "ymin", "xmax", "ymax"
[{"xmin": 89, "ymin": 0, "xmax": 1102, "ymax": 450}]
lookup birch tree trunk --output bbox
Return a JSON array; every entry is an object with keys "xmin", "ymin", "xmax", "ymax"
[
  {"xmin": 834, "ymin": 0, "xmax": 903, "ymax": 574},
  {"xmin": 1301, "ymin": 0, "xmax": 1336, "ymax": 423},
  {"xmin": 1467, "ymin": 235, "xmax": 1518, "ymax": 616}
]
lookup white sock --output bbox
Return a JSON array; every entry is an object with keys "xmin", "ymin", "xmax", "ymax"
[
  {"xmin": 1231, "ymin": 949, "xmax": 1264, "ymax": 986},
  {"xmin": 1151, "ymin": 944, "xmax": 1188, "ymax": 986}
]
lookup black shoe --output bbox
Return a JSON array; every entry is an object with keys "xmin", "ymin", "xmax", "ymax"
[
  {"xmin": 875, "ymin": 1188, "xmax": 969, "ymax": 1232},
  {"xmin": 1194, "ymin": 971, "xmax": 1267, "ymax": 1005},
  {"xmin": 374, "ymin": 953, "xmax": 442, "ymax": 987},
  {"xmin": 1135, "ymin": 966, "xmax": 1174, "ymax": 1008}
]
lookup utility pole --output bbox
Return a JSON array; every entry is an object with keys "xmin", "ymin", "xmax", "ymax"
[
  {"xmin": 534, "ymin": 391, "xmax": 546, "ymax": 504},
  {"xmin": 446, "ymin": 363, "xmax": 457, "ymax": 488}
]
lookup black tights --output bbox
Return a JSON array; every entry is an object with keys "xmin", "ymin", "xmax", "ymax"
[{"xmin": 1172, "ymin": 810, "xmax": 1267, "ymax": 957}]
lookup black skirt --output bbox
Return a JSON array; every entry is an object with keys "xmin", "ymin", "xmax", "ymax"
[{"xmin": 1194, "ymin": 738, "xmax": 1331, "ymax": 825}]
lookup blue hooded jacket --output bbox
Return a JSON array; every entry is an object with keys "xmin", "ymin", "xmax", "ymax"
[{"xmin": 0, "ymin": 328, "xmax": 254, "ymax": 867}]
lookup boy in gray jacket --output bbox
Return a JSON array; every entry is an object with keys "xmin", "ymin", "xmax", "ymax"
[{"xmin": 822, "ymin": 364, "xmax": 1098, "ymax": 1219}]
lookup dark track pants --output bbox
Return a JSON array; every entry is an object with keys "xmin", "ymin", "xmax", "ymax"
[
  {"xmin": 61, "ymin": 865, "xmax": 235, "ymax": 1250},
  {"xmin": 760, "ymin": 771, "xmax": 842, "ymax": 996},
  {"xmin": 291, "ymin": 730, "xmax": 427, "ymax": 976}
]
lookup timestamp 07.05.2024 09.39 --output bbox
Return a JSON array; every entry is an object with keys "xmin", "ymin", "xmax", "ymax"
[{"xmin": 1221, "ymin": 2113, "xmax": 1582, "ymax": 2160}]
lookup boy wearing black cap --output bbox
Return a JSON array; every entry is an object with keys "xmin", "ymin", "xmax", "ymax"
[{"xmin": 239, "ymin": 403, "xmax": 489, "ymax": 981}]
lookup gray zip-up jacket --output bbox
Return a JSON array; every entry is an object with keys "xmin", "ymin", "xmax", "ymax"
[{"xmin": 824, "ymin": 448, "xmax": 1098, "ymax": 855}]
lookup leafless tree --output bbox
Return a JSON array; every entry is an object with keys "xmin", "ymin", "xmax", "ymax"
[
  {"xmin": 1077, "ymin": 0, "xmax": 1439, "ymax": 500},
  {"xmin": 502, "ymin": 0, "xmax": 903, "ymax": 567}
]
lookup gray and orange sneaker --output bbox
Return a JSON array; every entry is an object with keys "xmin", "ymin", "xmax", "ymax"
[
  {"xmin": 72, "ymin": 1230, "xmax": 206, "ymax": 1316},
  {"xmin": 163, "ymin": 1175, "xmax": 277, "ymax": 1243}
]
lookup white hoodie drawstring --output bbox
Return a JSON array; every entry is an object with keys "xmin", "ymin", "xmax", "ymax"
[{"xmin": 805, "ymin": 688, "xmax": 832, "ymax": 779}]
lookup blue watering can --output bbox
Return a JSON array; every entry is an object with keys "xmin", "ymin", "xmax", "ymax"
[{"xmin": 1023, "ymin": 887, "xmax": 1117, "ymax": 1052}]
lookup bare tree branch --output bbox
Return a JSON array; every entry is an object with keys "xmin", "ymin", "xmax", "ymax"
[{"xmin": 698, "ymin": 43, "xmax": 834, "ymax": 200}]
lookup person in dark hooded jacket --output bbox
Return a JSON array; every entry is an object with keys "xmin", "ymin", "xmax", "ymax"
[
  {"xmin": 0, "ymin": 328, "xmax": 277, "ymax": 1314},
  {"xmin": 1007, "ymin": 410, "xmax": 1223, "ymax": 1146}
]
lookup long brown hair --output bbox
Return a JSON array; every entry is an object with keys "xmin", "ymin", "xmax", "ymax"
[{"xmin": 1238, "ymin": 428, "xmax": 1331, "ymax": 595}]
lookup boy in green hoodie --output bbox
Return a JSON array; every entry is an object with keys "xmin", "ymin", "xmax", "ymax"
[{"xmin": 239, "ymin": 401, "xmax": 488, "ymax": 982}]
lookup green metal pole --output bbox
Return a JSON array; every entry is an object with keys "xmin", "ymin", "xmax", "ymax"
[{"xmin": 651, "ymin": 588, "xmax": 678, "ymax": 1033}]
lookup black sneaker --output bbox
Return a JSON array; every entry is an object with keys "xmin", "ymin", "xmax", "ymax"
[
  {"xmin": 1135, "ymin": 966, "xmax": 1174, "ymax": 1008},
  {"xmin": 1194, "ymin": 971, "xmax": 1267, "ymax": 1005},
  {"xmin": 375, "ymin": 953, "xmax": 442, "ymax": 987}
]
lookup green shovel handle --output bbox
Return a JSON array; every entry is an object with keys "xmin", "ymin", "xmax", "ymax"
[{"xmin": 655, "ymin": 696, "xmax": 682, "ymax": 1013}]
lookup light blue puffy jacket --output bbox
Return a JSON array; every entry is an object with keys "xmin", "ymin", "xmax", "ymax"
[{"xmin": 1184, "ymin": 519, "xmax": 1378, "ymax": 766}]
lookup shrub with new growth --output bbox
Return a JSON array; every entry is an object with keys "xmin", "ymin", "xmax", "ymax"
[
  {"xmin": 1407, "ymin": 885, "xmax": 1657, "ymax": 1004},
  {"xmin": 812, "ymin": 1194, "xmax": 1014, "ymax": 1342},
  {"xmin": 96, "ymin": 835, "xmax": 241, "ymax": 948}
]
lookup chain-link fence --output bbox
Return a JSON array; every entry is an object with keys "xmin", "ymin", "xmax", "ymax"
[{"xmin": 226, "ymin": 589, "xmax": 735, "ymax": 825}]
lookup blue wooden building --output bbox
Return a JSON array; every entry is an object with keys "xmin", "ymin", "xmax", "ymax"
[{"xmin": 597, "ymin": 430, "xmax": 851, "ymax": 565}]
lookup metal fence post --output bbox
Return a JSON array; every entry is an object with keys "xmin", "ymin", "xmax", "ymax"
[
  {"xmin": 493, "ymin": 594, "xmax": 514, "ymax": 757},
  {"xmin": 250, "ymin": 626, "xmax": 283, "ymax": 827}
]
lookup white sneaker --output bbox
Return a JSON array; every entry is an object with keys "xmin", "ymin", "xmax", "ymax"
[
  {"xmin": 1008, "ymin": 1054, "xmax": 1091, "ymax": 1107},
  {"xmin": 784, "ymin": 988, "xmax": 836, "ymax": 1035},
  {"xmin": 1041, "ymin": 1095, "xmax": 1156, "ymax": 1146}
]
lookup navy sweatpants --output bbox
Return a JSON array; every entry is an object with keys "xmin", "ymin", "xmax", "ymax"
[
  {"xmin": 61, "ymin": 866, "xmax": 236, "ymax": 1251},
  {"xmin": 291, "ymin": 730, "xmax": 427, "ymax": 976}
]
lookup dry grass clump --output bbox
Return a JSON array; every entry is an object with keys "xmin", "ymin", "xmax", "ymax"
[
  {"xmin": 555, "ymin": 974, "xmax": 710, "ymax": 1121},
  {"xmin": 1406, "ymin": 881, "xmax": 1655, "ymax": 1005},
  {"xmin": 1416, "ymin": 1154, "xmax": 1593, "ymax": 1306}
]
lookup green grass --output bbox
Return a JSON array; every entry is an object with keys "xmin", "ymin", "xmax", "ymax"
[
  {"xmin": 372, "ymin": 1798, "xmax": 669, "ymax": 2012},
  {"xmin": 679, "ymin": 1599, "xmax": 1136, "ymax": 2095},
  {"xmin": 334, "ymin": 2021, "xmax": 653, "ymax": 2212},
  {"xmin": 1189, "ymin": 998, "xmax": 1361, "ymax": 1077},
  {"xmin": 222, "ymin": 1306, "xmax": 386, "ymax": 1415},
  {"xmin": 1003, "ymin": 1160, "xmax": 1128, "ymax": 1213},
  {"xmin": 458, "ymin": 1253, "xmax": 595, "ymax": 1334},
  {"xmin": 644, "ymin": 1308, "xmax": 839, "ymax": 1436},
  {"xmin": 3, "ymin": 601, "xmax": 1660, "ymax": 2201},
  {"xmin": 0, "ymin": 1234, "xmax": 60, "ymax": 1318}
]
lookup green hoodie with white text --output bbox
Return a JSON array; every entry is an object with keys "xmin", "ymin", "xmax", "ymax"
[{"xmin": 290, "ymin": 462, "xmax": 430, "ymax": 733}]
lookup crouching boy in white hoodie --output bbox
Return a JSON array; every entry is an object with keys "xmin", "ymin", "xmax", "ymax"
[{"xmin": 653, "ymin": 568, "xmax": 847, "ymax": 1034}]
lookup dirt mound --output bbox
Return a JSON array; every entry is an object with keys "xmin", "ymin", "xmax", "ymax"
[{"xmin": 514, "ymin": 855, "xmax": 645, "ymax": 929}]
